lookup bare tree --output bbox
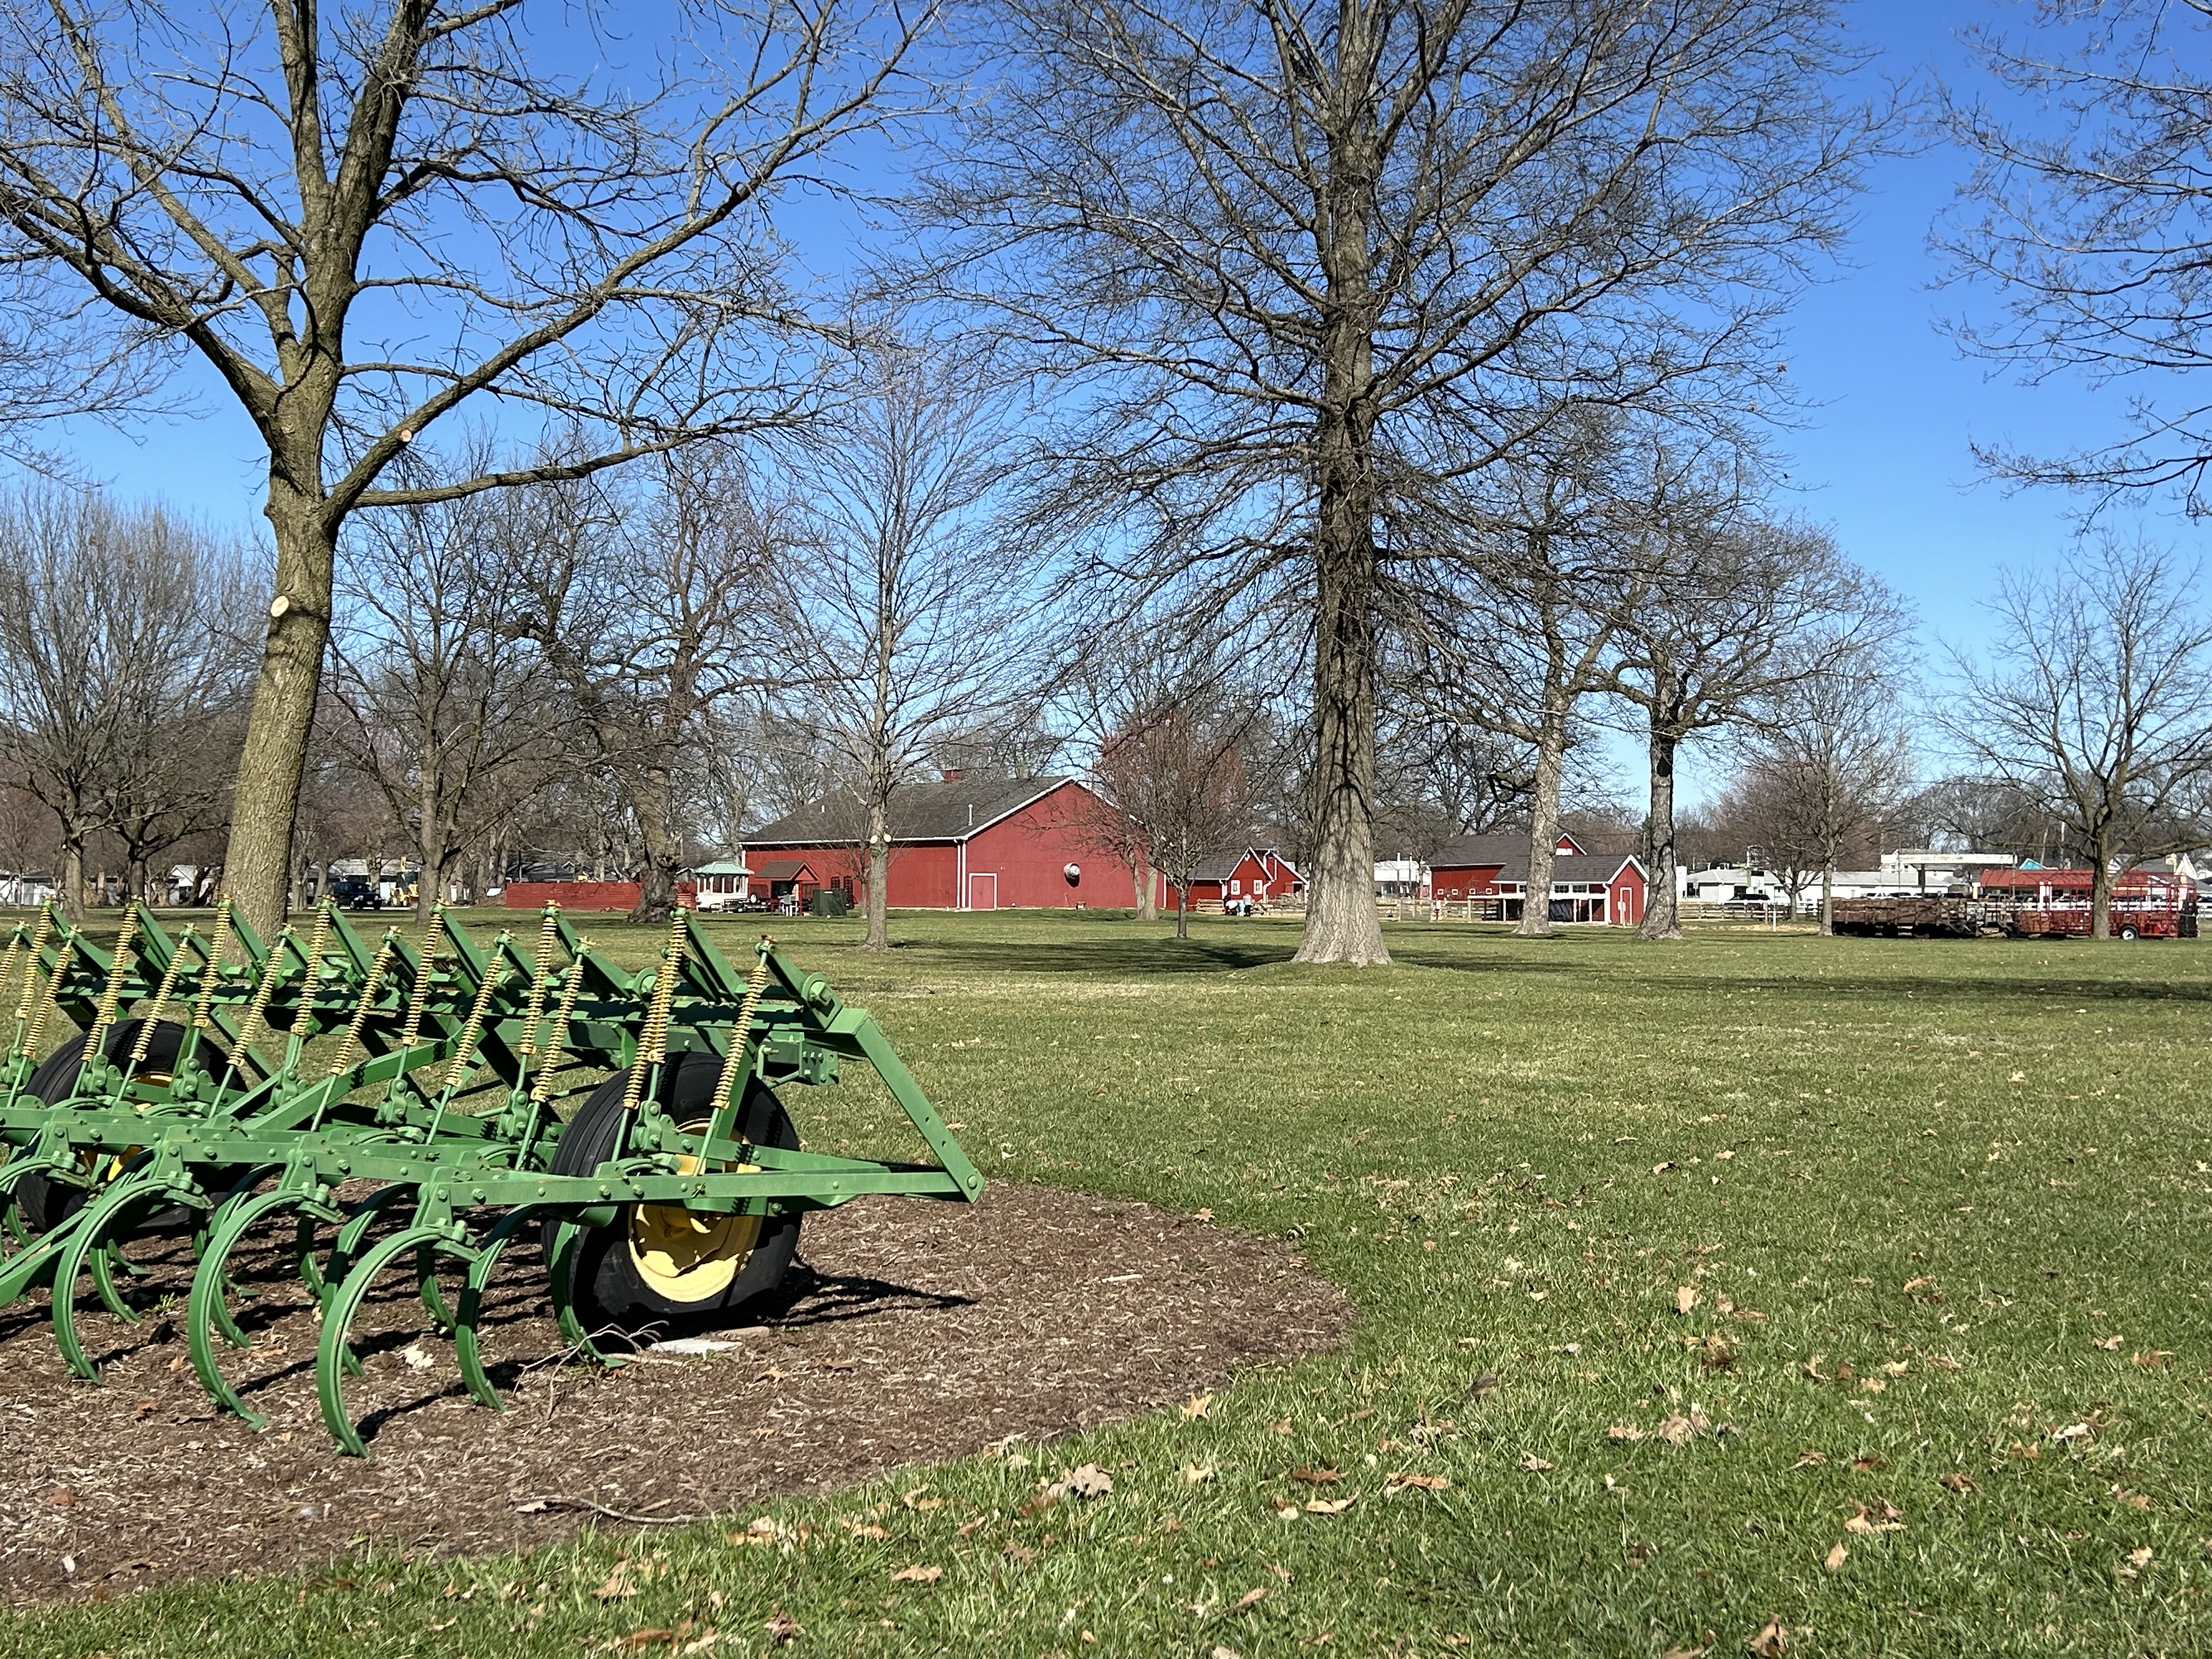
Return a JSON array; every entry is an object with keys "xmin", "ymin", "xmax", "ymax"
[
  {"xmin": 1096, "ymin": 691, "xmax": 1255, "ymax": 939},
  {"xmin": 1941, "ymin": 0, "xmax": 2212, "ymax": 510},
  {"xmin": 921, "ymin": 0, "xmax": 1882, "ymax": 964},
  {"xmin": 0, "ymin": 0, "xmax": 929, "ymax": 936},
  {"xmin": 776, "ymin": 338, "xmax": 1033, "ymax": 949},
  {"xmin": 328, "ymin": 478, "xmax": 568, "ymax": 919},
  {"xmin": 1610, "ymin": 498, "xmax": 1897, "ymax": 940},
  {"xmin": 1726, "ymin": 632, "xmax": 1916, "ymax": 930},
  {"xmin": 521, "ymin": 453, "xmax": 786, "ymax": 923},
  {"xmin": 1410, "ymin": 418, "xmax": 1650, "ymax": 935},
  {"xmin": 0, "ymin": 484, "xmax": 255, "ymax": 917},
  {"xmin": 1944, "ymin": 539, "xmax": 2212, "ymax": 939}
]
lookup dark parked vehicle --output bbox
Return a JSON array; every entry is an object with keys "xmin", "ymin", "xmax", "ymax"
[{"xmin": 330, "ymin": 876, "xmax": 383, "ymax": 911}]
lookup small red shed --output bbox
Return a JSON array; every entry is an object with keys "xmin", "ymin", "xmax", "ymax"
[
  {"xmin": 1178, "ymin": 847, "xmax": 1304, "ymax": 909},
  {"xmin": 1427, "ymin": 830, "xmax": 1646, "ymax": 926}
]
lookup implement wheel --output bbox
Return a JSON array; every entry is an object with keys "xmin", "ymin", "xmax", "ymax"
[
  {"xmin": 16, "ymin": 1019, "xmax": 193, "ymax": 1234},
  {"xmin": 541, "ymin": 1053, "xmax": 802, "ymax": 1340}
]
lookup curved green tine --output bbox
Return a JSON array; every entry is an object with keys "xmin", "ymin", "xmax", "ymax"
[
  {"xmin": 315, "ymin": 1225, "xmax": 478, "ymax": 1457},
  {"xmin": 295, "ymin": 1212, "xmax": 326, "ymax": 1299},
  {"xmin": 321, "ymin": 1183, "xmax": 419, "ymax": 1306},
  {"xmin": 50, "ymin": 1175, "xmax": 176, "ymax": 1381},
  {"xmin": 544, "ymin": 1220, "xmax": 618, "ymax": 1367},
  {"xmin": 188, "ymin": 1187, "xmax": 325, "ymax": 1426},
  {"xmin": 417, "ymin": 1243, "xmax": 458, "ymax": 1334},
  {"xmin": 86, "ymin": 1239, "xmax": 139, "ymax": 1322},
  {"xmin": 453, "ymin": 1205, "xmax": 544, "ymax": 1410}
]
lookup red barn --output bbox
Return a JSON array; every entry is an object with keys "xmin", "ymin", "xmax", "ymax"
[
  {"xmin": 1178, "ymin": 847, "xmax": 1304, "ymax": 909},
  {"xmin": 1428, "ymin": 831, "xmax": 1647, "ymax": 926},
  {"xmin": 744, "ymin": 774, "xmax": 1129, "ymax": 910}
]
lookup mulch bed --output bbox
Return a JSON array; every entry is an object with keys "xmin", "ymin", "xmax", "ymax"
[{"xmin": 0, "ymin": 1183, "xmax": 1347, "ymax": 1606}]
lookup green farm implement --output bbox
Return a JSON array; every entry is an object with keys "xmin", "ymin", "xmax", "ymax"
[{"xmin": 0, "ymin": 900, "xmax": 981, "ymax": 1453}]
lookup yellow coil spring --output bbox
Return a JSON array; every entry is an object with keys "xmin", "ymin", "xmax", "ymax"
[
  {"xmin": 192, "ymin": 899, "xmax": 235, "ymax": 1030},
  {"xmin": 130, "ymin": 926, "xmax": 197, "ymax": 1067},
  {"xmin": 620, "ymin": 910, "xmax": 689, "ymax": 1114},
  {"xmin": 710, "ymin": 949, "xmax": 775, "ymax": 1120},
  {"xmin": 234, "ymin": 926, "xmax": 296, "ymax": 1053},
  {"xmin": 12, "ymin": 909, "xmax": 50, "ymax": 1029},
  {"xmin": 399, "ymin": 912, "xmax": 447, "ymax": 1052},
  {"xmin": 296, "ymin": 902, "xmax": 334, "ymax": 1022},
  {"xmin": 443, "ymin": 949, "xmax": 511, "ymax": 1092},
  {"xmin": 529, "ymin": 940, "xmax": 591, "ymax": 1107},
  {"xmin": 515, "ymin": 909, "xmax": 562, "ymax": 1060},
  {"xmin": 328, "ymin": 936, "xmax": 397, "ymax": 1078},
  {"xmin": 84, "ymin": 909, "xmax": 142, "ymax": 1052},
  {"xmin": 23, "ymin": 930, "xmax": 70, "ymax": 1059}
]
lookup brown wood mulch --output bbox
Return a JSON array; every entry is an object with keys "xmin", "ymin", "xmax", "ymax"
[{"xmin": 0, "ymin": 1183, "xmax": 1347, "ymax": 1606}]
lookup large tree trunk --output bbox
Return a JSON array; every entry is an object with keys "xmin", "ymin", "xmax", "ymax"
[
  {"xmin": 864, "ymin": 800, "xmax": 890, "ymax": 951},
  {"xmin": 1134, "ymin": 848, "xmax": 1158, "ymax": 921},
  {"xmin": 630, "ymin": 764, "xmax": 683, "ymax": 924},
  {"xmin": 417, "ymin": 770, "xmax": 444, "ymax": 922},
  {"xmin": 224, "ymin": 484, "xmax": 336, "ymax": 941},
  {"xmin": 1638, "ymin": 726, "xmax": 1683, "ymax": 941},
  {"xmin": 1820, "ymin": 862, "xmax": 1835, "ymax": 934},
  {"xmin": 2090, "ymin": 857, "xmax": 2112, "ymax": 940},
  {"xmin": 1517, "ymin": 716, "xmax": 1568, "ymax": 938},
  {"xmin": 1176, "ymin": 882, "xmax": 1189, "ymax": 939},
  {"xmin": 58, "ymin": 834, "xmax": 85, "ymax": 923},
  {"xmin": 1293, "ymin": 79, "xmax": 1386, "ymax": 969}
]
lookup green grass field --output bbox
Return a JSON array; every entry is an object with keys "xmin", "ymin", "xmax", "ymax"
[{"xmin": 9, "ymin": 912, "xmax": 2211, "ymax": 1657}]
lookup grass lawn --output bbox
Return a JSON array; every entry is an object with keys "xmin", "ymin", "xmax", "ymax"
[{"xmin": 8, "ymin": 911, "xmax": 2211, "ymax": 1657}]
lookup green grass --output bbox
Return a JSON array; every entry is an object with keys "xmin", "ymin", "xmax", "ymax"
[{"xmin": 12, "ymin": 912, "xmax": 2212, "ymax": 1656}]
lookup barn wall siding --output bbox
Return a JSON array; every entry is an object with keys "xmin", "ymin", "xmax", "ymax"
[{"xmin": 966, "ymin": 783, "xmax": 1121, "ymax": 908}]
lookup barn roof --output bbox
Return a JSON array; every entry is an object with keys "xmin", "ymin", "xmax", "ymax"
[
  {"xmin": 1430, "ymin": 830, "xmax": 1589, "ymax": 873},
  {"xmin": 749, "ymin": 776, "xmax": 1077, "ymax": 847},
  {"xmin": 753, "ymin": 859, "xmax": 815, "ymax": 881}
]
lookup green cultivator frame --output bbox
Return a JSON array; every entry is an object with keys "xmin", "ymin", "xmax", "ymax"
[{"xmin": 0, "ymin": 901, "xmax": 981, "ymax": 1453}]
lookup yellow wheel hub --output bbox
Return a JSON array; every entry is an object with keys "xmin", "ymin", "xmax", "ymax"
[{"xmin": 625, "ymin": 1120, "xmax": 763, "ymax": 1303}]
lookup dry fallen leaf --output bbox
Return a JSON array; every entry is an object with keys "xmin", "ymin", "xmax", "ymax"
[
  {"xmin": 1193, "ymin": 1208, "xmax": 1215, "ymax": 1221},
  {"xmin": 1652, "ymin": 1161, "xmax": 1676, "ymax": 1175},
  {"xmin": 1900, "ymin": 1277, "xmax": 1932, "ymax": 1294},
  {"xmin": 765, "ymin": 1611, "xmax": 803, "ymax": 1645},
  {"xmin": 1468, "ymin": 1370, "xmax": 1499, "ymax": 1401},
  {"xmin": 1050, "ymin": 1464, "xmax": 1113, "ymax": 1501},
  {"xmin": 890, "ymin": 1565, "xmax": 943, "ymax": 1585},
  {"xmin": 399, "ymin": 1341, "xmax": 435, "ymax": 1372},
  {"xmin": 594, "ymin": 1565, "xmax": 639, "ymax": 1602},
  {"xmin": 1674, "ymin": 1285, "xmax": 1700, "ymax": 1314},
  {"xmin": 1850, "ymin": 1455, "xmax": 1887, "ymax": 1472},
  {"xmin": 1824, "ymin": 1542, "xmax": 1848, "ymax": 1572},
  {"xmin": 1661, "ymin": 1641, "xmax": 1714, "ymax": 1659},
  {"xmin": 1607, "ymin": 1424, "xmax": 1646, "ymax": 1443},
  {"xmin": 1517, "ymin": 1454, "xmax": 1554, "ymax": 1473},
  {"xmin": 1181, "ymin": 1464, "xmax": 1216, "ymax": 1485},
  {"xmin": 1385, "ymin": 1472, "xmax": 1451, "ymax": 1493},
  {"xmin": 1304, "ymin": 1497, "xmax": 1356, "ymax": 1515},
  {"xmin": 1939, "ymin": 1472, "xmax": 1977, "ymax": 1494},
  {"xmin": 1655, "ymin": 1413, "xmax": 1699, "ymax": 1447},
  {"xmin": 2131, "ymin": 1350, "xmax": 2175, "ymax": 1369},
  {"xmin": 1290, "ymin": 1467, "xmax": 1342, "ymax": 1485},
  {"xmin": 1791, "ymin": 1451, "xmax": 1827, "ymax": 1470},
  {"xmin": 1843, "ymin": 1504, "xmax": 1904, "ymax": 1536},
  {"xmin": 847, "ymin": 1522, "xmax": 890, "ymax": 1540},
  {"xmin": 1234, "ymin": 1587, "xmax": 1266, "ymax": 1610},
  {"xmin": 2129, "ymin": 1546, "xmax": 2154, "ymax": 1566},
  {"xmin": 1182, "ymin": 1393, "xmax": 1214, "ymax": 1419},
  {"xmin": 2092, "ymin": 1334, "xmax": 2125, "ymax": 1352},
  {"xmin": 1745, "ymin": 1615, "xmax": 1787, "ymax": 1656},
  {"xmin": 46, "ymin": 1488, "xmax": 76, "ymax": 1508}
]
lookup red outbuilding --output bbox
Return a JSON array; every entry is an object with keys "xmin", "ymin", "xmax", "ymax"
[
  {"xmin": 744, "ymin": 774, "xmax": 1131, "ymax": 910},
  {"xmin": 1427, "ymin": 830, "xmax": 1647, "ymax": 926},
  {"xmin": 1177, "ymin": 847, "xmax": 1304, "ymax": 910}
]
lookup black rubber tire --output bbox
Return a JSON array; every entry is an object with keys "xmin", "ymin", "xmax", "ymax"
[
  {"xmin": 541, "ymin": 1052, "xmax": 803, "ymax": 1339},
  {"xmin": 2120, "ymin": 926, "xmax": 2138, "ymax": 941},
  {"xmin": 14, "ymin": 1019, "xmax": 191, "ymax": 1234}
]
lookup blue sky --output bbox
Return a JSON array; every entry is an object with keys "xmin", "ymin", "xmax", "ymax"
[{"xmin": 41, "ymin": 0, "xmax": 2165, "ymax": 799}]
